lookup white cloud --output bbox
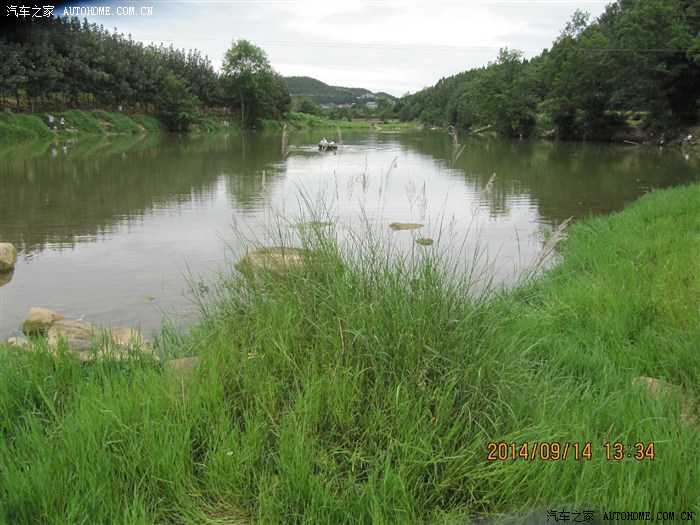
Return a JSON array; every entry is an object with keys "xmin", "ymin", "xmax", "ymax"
[{"xmin": 78, "ymin": 0, "xmax": 610, "ymax": 95}]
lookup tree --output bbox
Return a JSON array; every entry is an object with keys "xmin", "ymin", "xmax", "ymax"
[
  {"xmin": 155, "ymin": 73, "xmax": 199, "ymax": 131},
  {"xmin": 291, "ymin": 95, "xmax": 321, "ymax": 115},
  {"xmin": 221, "ymin": 39, "xmax": 288, "ymax": 127},
  {"xmin": 0, "ymin": 41, "xmax": 27, "ymax": 109},
  {"xmin": 606, "ymin": 0, "xmax": 700, "ymax": 129},
  {"xmin": 471, "ymin": 49, "xmax": 539, "ymax": 137},
  {"xmin": 541, "ymin": 12, "xmax": 617, "ymax": 139}
]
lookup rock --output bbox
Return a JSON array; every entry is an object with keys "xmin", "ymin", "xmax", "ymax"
[
  {"xmin": 415, "ymin": 237, "xmax": 434, "ymax": 246},
  {"xmin": 46, "ymin": 320, "xmax": 152, "ymax": 361},
  {"xmin": 389, "ymin": 222, "xmax": 423, "ymax": 231},
  {"xmin": 22, "ymin": 307, "xmax": 66, "ymax": 336},
  {"xmin": 235, "ymin": 247, "xmax": 307, "ymax": 278},
  {"xmin": 0, "ymin": 268, "xmax": 14, "ymax": 288},
  {"xmin": 632, "ymin": 376, "xmax": 692, "ymax": 424},
  {"xmin": 0, "ymin": 243, "xmax": 17, "ymax": 272},
  {"xmin": 167, "ymin": 356, "xmax": 199, "ymax": 377},
  {"xmin": 5, "ymin": 337, "xmax": 30, "ymax": 349}
]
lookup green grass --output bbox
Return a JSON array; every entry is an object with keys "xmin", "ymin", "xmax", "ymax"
[
  {"xmin": 284, "ymin": 111, "xmax": 375, "ymax": 129},
  {"xmin": 0, "ymin": 109, "xmax": 217, "ymax": 143},
  {"xmin": 1, "ymin": 184, "xmax": 698, "ymax": 523},
  {"xmin": 189, "ymin": 115, "xmax": 239, "ymax": 134},
  {"xmin": 89, "ymin": 109, "xmax": 146, "ymax": 134},
  {"xmin": 129, "ymin": 114, "xmax": 165, "ymax": 133},
  {"xmin": 0, "ymin": 111, "xmax": 54, "ymax": 141}
]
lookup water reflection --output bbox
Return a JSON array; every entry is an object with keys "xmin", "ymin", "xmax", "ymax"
[
  {"xmin": 0, "ymin": 130, "xmax": 697, "ymax": 340},
  {"xmin": 0, "ymin": 133, "xmax": 285, "ymax": 255}
]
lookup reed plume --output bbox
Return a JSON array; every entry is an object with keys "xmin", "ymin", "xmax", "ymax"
[{"xmin": 531, "ymin": 216, "xmax": 573, "ymax": 273}]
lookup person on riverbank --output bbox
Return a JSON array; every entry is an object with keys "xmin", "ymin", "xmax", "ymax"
[
  {"xmin": 47, "ymin": 114, "xmax": 55, "ymax": 129},
  {"xmin": 59, "ymin": 117, "xmax": 66, "ymax": 130}
]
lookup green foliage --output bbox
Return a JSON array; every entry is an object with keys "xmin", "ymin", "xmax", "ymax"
[
  {"xmin": 58, "ymin": 109, "xmax": 105, "ymax": 134},
  {"xmin": 0, "ymin": 111, "xmax": 54, "ymax": 141},
  {"xmin": 285, "ymin": 75, "xmax": 390, "ymax": 106},
  {"xmin": 290, "ymin": 95, "xmax": 322, "ymax": 116},
  {"xmin": 1, "ymin": 183, "xmax": 698, "ymax": 522},
  {"xmin": 155, "ymin": 73, "xmax": 200, "ymax": 132},
  {"xmin": 0, "ymin": 109, "xmax": 167, "ymax": 143},
  {"xmin": 1, "ymin": 16, "xmax": 221, "ymax": 115},
  {"xmin": 0, "ymin": 41, "xmax": 27, "ymax": 109},
  {"xmin": 183, "ymin": 114, "xmax": 238, "ymax": 134},
  {"xmin": 90, "ymin": 109, "xmax": 142, "ymax": 134},
  {"xmin": 128, "ymin": 114, "xmax": 165, "ymax": 133},
  {"xmin": 470, "ymin": 49, "xmax": 539, "ymax": 137},
  {"xmin": 399, "ymin": 0, "xmax": 700, "ymax": 139},
  {"xmin": 221, "ymin": 40, "xmax": 290, "ymax": 128},
  {"xmin": 285, "ymin": 111, "xmax": 369, "ymax": 129}
]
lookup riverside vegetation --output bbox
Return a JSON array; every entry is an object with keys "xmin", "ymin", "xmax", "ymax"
[
  {"xmin": 6, "ymin": 0, "xmax": 698, "ymax": 141},
  {"xmin": 1, "ymin": 177, "xmax": 698, "ymax": 523}
]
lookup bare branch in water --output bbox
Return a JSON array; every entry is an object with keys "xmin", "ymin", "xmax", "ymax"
[
  {"xmin": 448, "ymin": 125, "xmax": 459, "ymax": 149},
  {"xmin": 281, "ymin": 124, "xmax": 292, "ymax": 158},
  {"xmin": 260, "ymin": 169, "xmax": 270, "ymax": 197},
  {"xmin": 448, "ymin": 125, "xmax": 465, "ymax": 163}
]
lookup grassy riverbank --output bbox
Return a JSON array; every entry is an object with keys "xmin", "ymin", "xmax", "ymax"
[
  {"xmin": 0, "ymin": 110, "xmax": 242, "ymax": 143},
  {"xmin": 1, "ymin": 183, "xmax": 698, "ymax": 523},
  {"xmin": 0, "ymin": 108, "xmax": 414, "ymax": 145},
  {"xmin": 270, "ymin": 111, "xmax": 418, "ymax": 131}
]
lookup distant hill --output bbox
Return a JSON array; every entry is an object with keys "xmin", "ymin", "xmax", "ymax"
[{"xmin": 285, "ymin": 76, "xmax": 396, "ymax": 106}]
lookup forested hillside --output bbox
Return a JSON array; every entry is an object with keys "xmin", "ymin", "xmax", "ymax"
[
  {"xmin": 396, "ymin": 0, "xmax": 700, "ymax": 140},
  {"xmin": 286, "ymin": 76, "xmax": 394, "ymax": 105}
]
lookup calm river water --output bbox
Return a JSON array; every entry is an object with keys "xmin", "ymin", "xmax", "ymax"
[{"xmin": 1, "ymin": 129, "xmax": 697, "ymax": 341}]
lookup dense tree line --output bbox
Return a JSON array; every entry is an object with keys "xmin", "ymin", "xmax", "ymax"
[
  {"xmin": 396, "ymin": 0, "xmax": 700, "ymax": 139},
  {"xmin": 1, "ymin": 16, "xmax": 289, "ymax": 130}
]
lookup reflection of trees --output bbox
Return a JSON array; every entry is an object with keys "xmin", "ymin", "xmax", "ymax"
[
  {"xmin": 0, "ymin": 133, "xmax": 286, "ymax": 254},
  {"xmin": 4, "ymin": 131, "xmax": 697, "ymax": 256},
  {"xmin": 406, "ymin": 132, "xmax": 699, "ymax": 226},
  {"xmin": 220, "ymin": 132, "xmax": 286, "ymax": 211}
]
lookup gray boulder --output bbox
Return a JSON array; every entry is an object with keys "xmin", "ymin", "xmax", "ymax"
[
  {"xmin": 235, "ymin": 247, "xmax": 307, "ymax": 278},
  {"xmin": 22, "ymin": 307, "xmax": 66, "ymax": 336},
  {"xmin": 47, "ymin": 320, "xmax": 153, "ymax": 361},
  {"xmin": 0, "ymin": 243, "xmax": 17, "ymax": 272},
  {"xmin": 5, "ymin": 337, "xmax": 30, "ymax": 349}
]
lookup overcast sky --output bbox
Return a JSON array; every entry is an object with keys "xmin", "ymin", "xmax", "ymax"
[{"xmin": 61, "ymin": 0, "xmax": 611, "ymax": 96}]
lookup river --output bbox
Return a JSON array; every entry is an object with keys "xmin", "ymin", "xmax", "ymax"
[{"xmin": 1, "ymin": 129, "xmax": 697, "ymax": 341}]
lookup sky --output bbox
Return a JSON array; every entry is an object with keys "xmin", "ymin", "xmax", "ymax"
[{"xmin": 57, "ymin": 0, "xmax": 611, "ymax": 96}]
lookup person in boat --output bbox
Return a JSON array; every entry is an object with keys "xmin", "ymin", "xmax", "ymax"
[{"xmin": 320, "ymin": 136, "xmax": 329, "ymax": 148}]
